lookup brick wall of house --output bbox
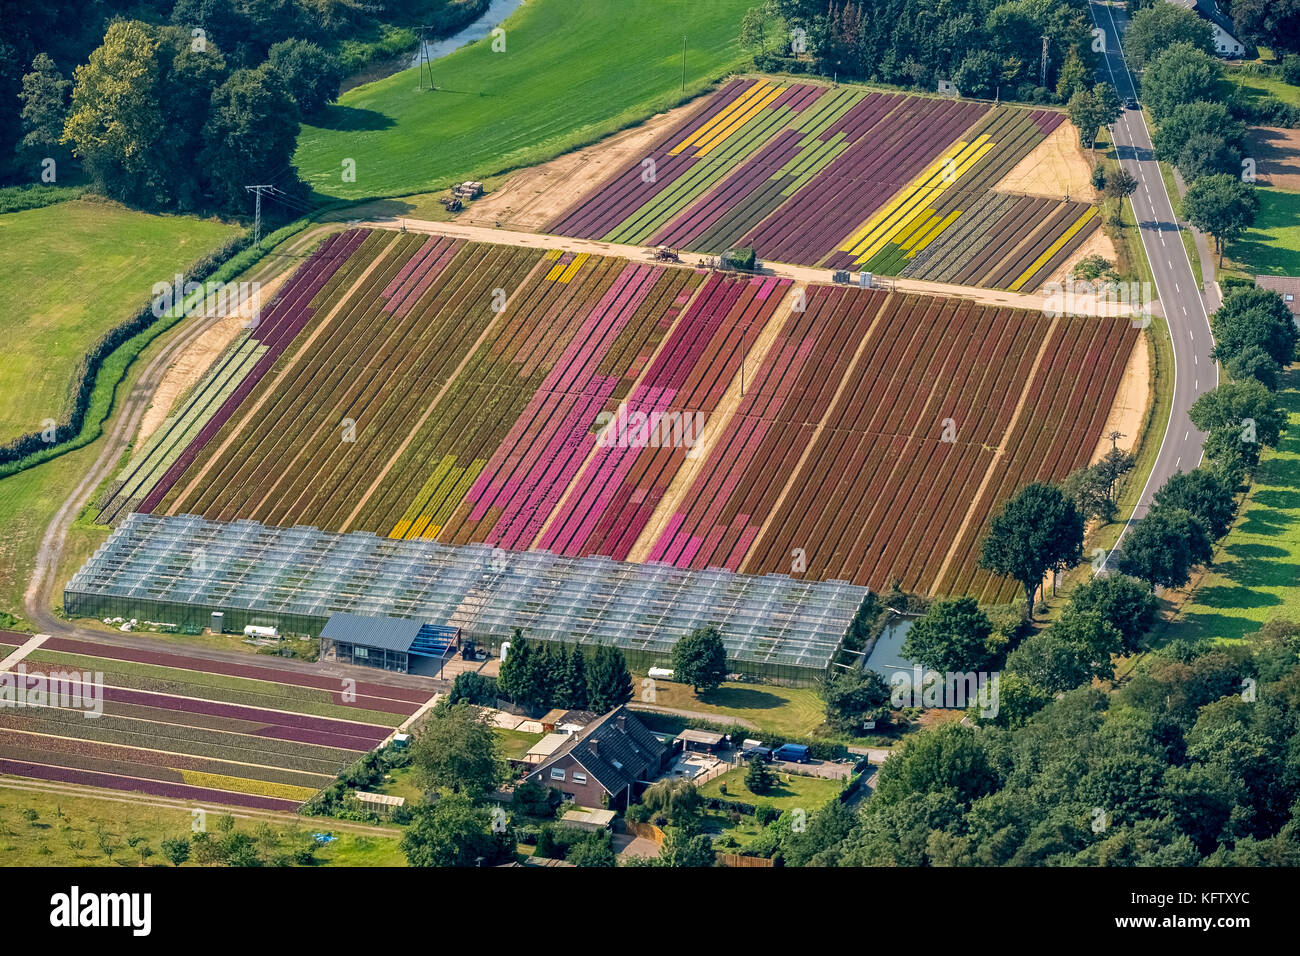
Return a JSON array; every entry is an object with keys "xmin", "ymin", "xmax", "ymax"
[{"xmin": 527, "ymin": 753, "xmax": 614, "ymax": 808}]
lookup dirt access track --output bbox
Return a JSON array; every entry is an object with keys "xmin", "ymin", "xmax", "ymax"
[{"xmin": 458, "ymin": 101, "xmax": 708, "ymax": 232}]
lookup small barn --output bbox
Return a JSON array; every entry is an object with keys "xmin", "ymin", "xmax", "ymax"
[{"xmin": 320, "ymin": 613, "xmax": 460, "ymax": 674}]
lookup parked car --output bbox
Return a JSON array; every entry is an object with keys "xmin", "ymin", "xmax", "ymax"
[
  {"xmin": 772, "ymin": 743, "xmax": 812, "ymax": 763},
  {"xmin": 740, "ymin": 739, "xmax": 772, "ymax": 761}
]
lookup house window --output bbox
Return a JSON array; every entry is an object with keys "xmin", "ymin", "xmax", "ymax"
[
  {"xmin": 550, "ymin": 768, "xmax": 566, "ymax": 781},
  {"xmin": 1285, "ymin": 294, "xmax": 1294, "ymax": 303},
  {"xmin": 573, "ymin": 772, "xmax": 588, "ymax": 784}
]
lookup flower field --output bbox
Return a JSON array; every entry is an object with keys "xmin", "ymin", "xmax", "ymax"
[
  {"xmin": 546, "ymin": 78, "xmax": 1098, "ymax": 289},
  {"xmin": 0, "ymin": 634, "xmax": 423, "ymax": 810},
  {"xmin": 108, "ymin": 227, "xmax": 1136, "ymax": 602}
]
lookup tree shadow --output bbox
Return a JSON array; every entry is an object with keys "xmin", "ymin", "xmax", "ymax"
[
  {"xmin": 311, "ymin": 104, "xmax": 397, "ymax": 132},
  {"xmin": 697, "ymin": 687, "xmax": 791, "ymax": 712}
]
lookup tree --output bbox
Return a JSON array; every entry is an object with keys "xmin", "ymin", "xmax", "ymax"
[
  {"xmin": 1056, "ymin": 48, "xmax": 1091, "ymax": 101},
  {"xmin": 18, "ymin": 53, "xmax": 70, "ymax": 162},
  {"xmin": 979, "ymin": 482, "xmax": 1085, "ymax": 617},
  {"xmin": 1152, "ymin": 469, "xmax": 1237, "ymax": 539},
  {"xmin": 1118, "ymin": 507, "xmax": 1214, "ymax": 589},
  {"xmin": 1141, "ymin": 43, "xmax": 1223, "ymax": 121},
  {"xmin": 62, "ymin": 21, "xmax": 167, "ymax": 204},
  {"xmin": 1067, "ymin": 86, "xmax": 1117, "ymax": 151},
  {"xmin": 659, "ymin": 826, "xmax": 715, "ymax": 867},
  {"xmin": 586, "ymin": 644, "xmax": 633, "ymax": 713},
  {"xmin": 953, "ymin": 48, "xmax": 1001, "ymax": 99},
  {"xmin": 409, "ymin": 702, "xmax": 505, "ymax": 797},
  {"xmin": 446, "ymin": 671, "xmax": 497, "ymax": 707},
  {"xmin": 1181, "ymin": 174, "xmax": 1259, "ymax": 265},
  {"xmin": 745, "ymin": 754, "xmax": 778, "ymax": 795},
  {"xmin": 199, "ymin": 64, "xmax": 300, "ymax": 213},
  {"xmin": 1067, "ymin": 572, "xmax": 1158, "ymax": 653},
  {"xmin": 400, "ymin": 793, "xmax": 515, "ymax": 867},
  {"xmin": 1005, "ymin": 628, "xmax": 1097, "ymax": 693},
  {"xmin": 497, "ymin": 631, "xmax": 542, "ymax": 707},
  {"xmin": 557, "ymin": 643, "xmax": 589, "ymax": 709},
  {"xmin": 264, "ymin": 38, "xmax": 342, "ymax": 117},
  {"xmin": 1063, "ymin": 462, "xmax": 1118, "ymax": 523},
  {"xmin": 566, "ymin": 832, "xmax": 617, "ymax": 867},
  {"xmin": 1189, "ymin": 379, "xmax": 1287, "ymax": 451},
  {"xmin": 671, "ymin": 626, "xmax": 728, "ymax": 693},
  {"xmin": 1152, "ymin": 102, "xmax": 1245, "ymax": 165},
  {"xmin": 1105, "ymin": 168, "xmax": 1138, "ymax": 225},
  {"xmin": 902, "ymin": 596, "xmax": 997, "ymax": 672},
  {"xmin": 1125, "ymin": 3, "xmax": 1214, "ymax": 66},
  {"xmin": 1231, "ymin": 0, "xmax": 1300, "ymax": 55},
  {"xmin": 820, "ymin": 667, "xmax": 891, "ymax": 733},
  {"xmin": 160, "ymin": 836, "xmax": 190, "ymax": 867},
  {"xmin": 1210, "ymin": 286, "xmax": 1299, "ymax": 369},
  {"xmin": 1226, "ymin": 346, "xmax": 1281, "ymax": 391},
  {"xmin": 1177, "ymin": 132, "xmax": 1242, "ymax": 183}
]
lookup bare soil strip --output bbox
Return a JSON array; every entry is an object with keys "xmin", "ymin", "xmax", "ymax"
[{"xmin": 1090, "ymin": 332, "xmax": 1149, "ymax": 462}]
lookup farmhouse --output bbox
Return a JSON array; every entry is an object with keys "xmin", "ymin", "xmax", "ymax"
[
  {"xmin": 1254, "ymin": 276, "xmax": 1300, "ymax": 319},
  {"xmin": 1166, "ymin": 0, "xmax": 1253, "ymax": 58},
  {"xmin": 523, "ymin": 706, "xmax": 668, "ymax": 809}
]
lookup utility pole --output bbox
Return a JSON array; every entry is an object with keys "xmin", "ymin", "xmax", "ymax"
[
  {"xmin": 418, "ymin": 24, "xmax": 434, "ymax": 90},
  {"xmin": 245, "ymin": 185, "xmax": 272, "ymax": 246},
  {"xmin": 1040, "ymin": 35, "xmax": 1050, "ymax": 89}
]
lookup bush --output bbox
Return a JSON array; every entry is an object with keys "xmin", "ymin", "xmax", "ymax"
[
  {"xmin": 1283, "ymin": 55, "xmax": 1300, "ymax": 87},
  {"xmin": 754, "ymin": 804, "xmax": 781, "ymax": 826}
]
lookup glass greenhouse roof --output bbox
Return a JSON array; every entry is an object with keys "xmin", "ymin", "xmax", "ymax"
[{"xmin": 66, "ymin": 513, "xmax": 869, "ymax": 673}]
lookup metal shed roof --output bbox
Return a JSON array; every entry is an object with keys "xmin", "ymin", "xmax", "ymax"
[{"xmin": 321, "ymin": 613, "xmax": 422, "ymax": 652}]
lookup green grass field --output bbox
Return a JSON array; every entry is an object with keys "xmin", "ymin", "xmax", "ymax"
[
  {"xmin": 698, "ymin": 766, "xmax": 843, "ymax": 812},
  {"xmin": 1225, "ymin": 70, "xmax": 1300, "ymax": 109},
  {"xmin": 1229, "ymin": 187, "xmax": 1300, "ymax": 276},
  {"xmin": 294, "ymin": 0, "xmax": 752, "ymax": 200},
  {"xmin": 641, "ymin": 679, "xmax": 827, "ymax": 737},
  {"xmin": 0, "ymin": 199, "xmax": 240, "ymax": 445},
  {"xmin": 0, "ymin": 786, "xmax": 404, "ymax": 866},
  {"xmin": 1168, "ymin": 370, "xmax": 1300, "ymax": 641}
]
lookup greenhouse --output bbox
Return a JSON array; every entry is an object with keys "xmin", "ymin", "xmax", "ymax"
[{"xmin": 64, "ymin": 513, "xmax": 870, "ymax": 684}]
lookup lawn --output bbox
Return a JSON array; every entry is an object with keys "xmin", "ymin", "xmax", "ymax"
[
  {"xmin": 0, "ymin": 786, "xmax": 404, "ymax": 866},
  {"xmin": 293, "ymin": 0, "xmax": 752, "ymax": 200},
  {"xmin": 1224, "ymin": 70, "xmax": 1300, "ymax": 110},
  {"xmin": 495, "ymin": 727, "xmax": 545, "ymax": 760},
  {"xmin": 698, "ymin": 766, "xmax": 843, "ymax": 812},
  {"xmin": 638, "ymin": 679, "xmax": 827, "ymax": 737},
  {"xmin": 1228, "ymin": 187, "xmax": 1300, "ymax": 276},
  {"xmin": 0, "ymin": 199, "xmax": 240, "ymax": 445},
  {"xmin": 1166, "ymin": 369, "xmax": 1300, "ymax": 641}
]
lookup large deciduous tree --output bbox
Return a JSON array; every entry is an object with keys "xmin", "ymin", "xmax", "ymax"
[
  {"xmin": 671, "ymin": 626, "xmax": 728, "ymax": 693},
  {"xmin": 1141, "ymin": 43, "xmax": 1222, "ymax": 121},
  {"xmin": 1125, "ymin": 3, "xmax": 1214, "ymax": 66},
  {"xmin": 979, "ymin": 482, "xmax": 1085, "ymax": 616},
  {"xmin": 200, "ymin": 63, "xmax": 300, "ymax": 213},
  {"xmin": 1118, "ymin": 507, "xmax": 1214, "ymax": 589},
  {"xmin": 1181, "ymin": 174, "xmax": 1259, "ymax": 265},
  {"xmin": 902, "ymin": 596, "xmax": 997, "ymax": 672},
  {"xmin": 409, "ymin": 702, "xmax": 505, "ymax": 797}
]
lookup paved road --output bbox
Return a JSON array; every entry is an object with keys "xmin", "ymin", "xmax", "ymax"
[{"xmin": 1089, "ymin": 0, "xmax": 1219, "ymax": 565}]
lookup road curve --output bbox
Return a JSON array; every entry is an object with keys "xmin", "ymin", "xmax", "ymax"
[{"xmin": 1089, "ymin": 0, "xmax": 1218, "ymax": 566}]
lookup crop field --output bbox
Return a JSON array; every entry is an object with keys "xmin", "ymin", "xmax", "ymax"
[
  {"xmin": 98, "ymin": 229, "xmax": 373, "ymax": 523},
  {"xmin": 0, "ymin": 633, "xmax": 423, "ymax": 810},
  {"xmin": 547, "ymin": 78, "xmax": 1098, "ymax": 288},
  {"xmin": 646, "ymin": 285, "xmax": 1137, "ymax": 599},
  {"xmin": 110, "ymin": 228, "xmax": 1136, "ymax": 598}
]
